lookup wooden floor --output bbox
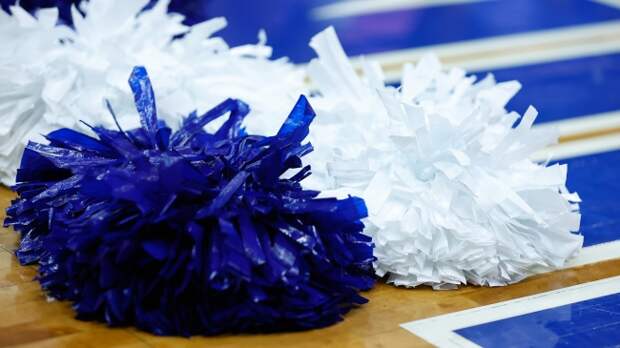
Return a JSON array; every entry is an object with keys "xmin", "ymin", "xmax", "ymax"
[{"xmin": 0, "ymin": 187, "xmax": 619, "ymax": 348}]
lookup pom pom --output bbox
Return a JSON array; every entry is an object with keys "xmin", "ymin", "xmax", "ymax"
[
  {"xmin": 4, "ymin": 66, "xmax": 374, "ymax": 335},
  {"xmin": 1, "ymin": 0, "xmax": 76, "ymax": 25},
  {"xmin": 0, "ymin": 0, "xmax": 304, "ymax": 186},
  {"xmin": 0, "ymin": 0, "xmax": 210, "ymax": 26},
  {"xmin": 304, "ymin": 27, "xmax": 582, "ymax": 289}
]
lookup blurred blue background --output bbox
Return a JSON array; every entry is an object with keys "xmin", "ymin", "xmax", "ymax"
[
  {"xmin": 2, "ymin": 0, "xmax": 619, "ymax": 62},
  {"xmin": 3, "ymin": 0, "xmax": 620, "ymax": 251}
]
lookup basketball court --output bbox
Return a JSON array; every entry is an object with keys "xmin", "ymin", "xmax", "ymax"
[{"xmin": 1, "ymin": 1, "xmax": 620, "ymax": 346}]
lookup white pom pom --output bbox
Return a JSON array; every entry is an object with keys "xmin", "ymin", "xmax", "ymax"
[
  {"xmin": 306, "ymin": 27, "xmax": 583, "ymax": 289},
  {"xmin": 0, "ymin": 0, "xmax": 305, "ymax": 185}
]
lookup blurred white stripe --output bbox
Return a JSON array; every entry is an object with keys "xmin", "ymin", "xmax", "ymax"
[
  {"xmin": 532, "ymin": 132, "xmax": 620, "ymax": 162},
  {"xmin": 362, "ymin": 20, "xmax": 620, "ymax": 81},
  {"xmin": 311, "ymin": 0, "xmax": 485, "ymax": 20},
  {"xmin": 594, "ymin": 0, "xmax": 620, "ymax": 9},
  {"xmin": 535, "ymin": 111, "xmax": 620, "ymax": 141}
]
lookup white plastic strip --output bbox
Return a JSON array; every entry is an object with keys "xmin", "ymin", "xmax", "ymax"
[
  {"xmin": 399, "ymin": 138, "xmax": 620, "ymax": 346},
  {"xmin": 401, "ymin": 276, "xmax": 620, "ymax": 347}
]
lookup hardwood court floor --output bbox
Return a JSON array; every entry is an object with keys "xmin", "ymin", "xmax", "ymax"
[{"xmin": 0, "ymin": 186, "xmax": 618, "ymax": 348}]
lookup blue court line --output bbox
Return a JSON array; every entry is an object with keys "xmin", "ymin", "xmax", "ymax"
[
  {"xmin": 202, "ymin": 0, "xmax": 620, "ymax": 62},
  {"xmin": 473, "ymin": 52, "xmax": 620, "ymax": 124},
  {"xmin": 558, "ymin": 148, "xmax": 620, "ymax": 247},
  {"xmin": 455, "ymin": 291, "xmax": 620, "ymax": 347}
]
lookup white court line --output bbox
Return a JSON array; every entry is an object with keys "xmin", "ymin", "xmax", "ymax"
[
  {"xmin": 568, "ymin": 240, "xmax": 620, "ymax": 268},
  {"xmin": 595, "ymin": 0, "xmax": 620, "ymax": 9},
  {"xmin": 535, "ymin": 110, "xmax": 620, "ymax": 139},
  {"xmin": 311, "ymin": 0, "xmax": 484, "ymax": 20},
  {"xmin": 532, "ymin": 131, "xmax": 620, "ymax": 162},
  {"xmin": 312, "ymin": 0, "xmax": 620, "ymax": 21},
  {"xmin": 351, "ymin": 20, "xmax": 620, "ymax": 80},
  {"xmin": 401, "ymin": 276, "xmax": 620, "ymax": 348}
]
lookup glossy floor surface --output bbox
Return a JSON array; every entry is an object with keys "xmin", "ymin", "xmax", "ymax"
[
  {"xmin": 2, "ymin": 186, "xmax": 620, "ymax": 348},
  {"xmin": 456, "ymin": 290, "xmax": 620, "ymax": 347}
]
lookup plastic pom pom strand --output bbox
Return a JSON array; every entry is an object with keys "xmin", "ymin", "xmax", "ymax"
[
  {"xmin": 4, "ymin": 66, "xmax": 375, "ymax": 336},
  {"xmin": 304, "ymin": 27, "xmax": 582, "ymax": 289},
  {"xmin": 0, "ymin": 0, "xmax": 304, "ymax": 186}
]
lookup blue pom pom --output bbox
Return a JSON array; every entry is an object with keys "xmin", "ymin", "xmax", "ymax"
[{"xmin": 4, "ymin": 66, "xmax": 375, "ymax": 336}]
